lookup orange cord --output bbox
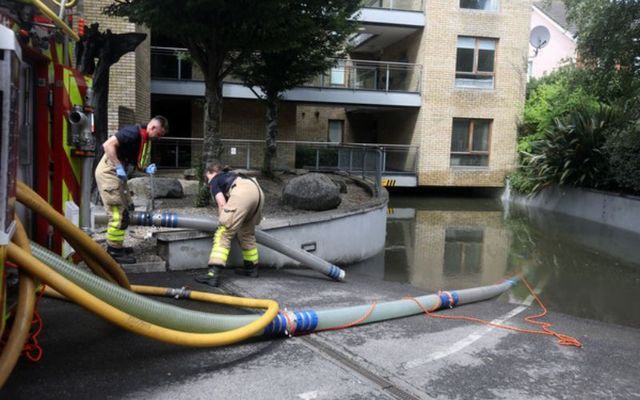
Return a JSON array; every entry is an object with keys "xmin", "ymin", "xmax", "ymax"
[
  {"xmin": 317, "ymin": 302, "xmax": 378, "ymax": 332},
  {"xmin": 280, "ymin": 302, "xmax": 379, "ymax": 335},
  {"xmin": 23, "ymin": 285, "xmax": 47, "ymax": 362},
  {"xmin": 406, "ymin": 277, "xmax": 582, "ymax": 348}
]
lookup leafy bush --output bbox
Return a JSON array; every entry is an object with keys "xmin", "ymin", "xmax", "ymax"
[
  {"xmin": 519, "ymin": 66, "xmax": 599, "ymax": 152},
  {"xmin": 520, "ymin": 105, "xmax": 615, "ymax": 193},
  {"xmin": 507, "ymin": 168, "xmax": 537, "ymax": 195},
  {"xmin": 605, "ymin": 120, "xmax": 640, "ymax": 195}
]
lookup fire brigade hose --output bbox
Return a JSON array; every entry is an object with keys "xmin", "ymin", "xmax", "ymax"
[
  {"xmin": 16, "ymin": 181, "xmax": 130, "ymax": 288},
  {"xmin": 28, "ymin": 240, "xmax": 518, "ymax": 338},
  {"xmin": 94, "ymin": 211, "xmax": 346, "ymax": 281},
  {"xmin": 0, "ymin": 220, "xmax": 37, "ymax": 387},
  {"xmin": 7, "ymin": 243, "xmax": 280, "ymax": 347}
]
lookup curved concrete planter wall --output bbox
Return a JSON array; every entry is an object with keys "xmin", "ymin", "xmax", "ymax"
[{"xmin": 156, "ymin": 179, "xmax": 389, "ymax": 270}]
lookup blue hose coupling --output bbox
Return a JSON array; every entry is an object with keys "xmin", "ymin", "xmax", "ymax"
[
  {"xmin": 328, "ymin": 264, "xmax": 346, "ymax": 281},
  {"xmin": 439, "ymin": 291, "xmax": 459, "ymax": 309}
]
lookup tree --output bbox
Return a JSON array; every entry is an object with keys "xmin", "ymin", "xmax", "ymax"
[
  {"xmin": 104, "ymin": 0, "xmax": 290, "ymax": 165},
  {"xmin": 564, "ymin": 0, "xmax": 640, "ymax": 99},
  {"xmin": 234, "ymin": 0, "xmax": 361, "ymax": 175}
]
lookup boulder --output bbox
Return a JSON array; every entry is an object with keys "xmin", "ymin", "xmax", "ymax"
[
  {"xmin": 128, "ymin": 177, "xmax": 184, "ymax": 199},
  {"xmin": 183, "ymin": 168, "xmax": 198, "ymax": 180},
  {"xmin": 282, "ymin": 173, "xmax": 341, "ymax": 211}
]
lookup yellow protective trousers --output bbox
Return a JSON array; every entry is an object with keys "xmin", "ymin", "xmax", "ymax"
[
  {"xmin": 95, "ymin": 154, "xmax": 130, "ymax": 247},
  {"xmin": 209, "ymin": 177, "xmax": 263, "ymax": 266}
]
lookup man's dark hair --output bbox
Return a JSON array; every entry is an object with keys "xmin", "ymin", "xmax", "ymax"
[{"xmin": 152, "ymin": 115, "xmax": 169, "ymax": 133}]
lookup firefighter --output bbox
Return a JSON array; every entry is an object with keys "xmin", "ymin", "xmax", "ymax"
[
  {"xmin": 95, "ymin": 115, "xmax": 169, "ymax": 264},
  {"xmin": 195, "ymin": 163, "xmax": 264, "ymax": 287}
]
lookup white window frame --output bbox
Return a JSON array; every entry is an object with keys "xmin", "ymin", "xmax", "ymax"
[
  {"xmin": 455, "ymin": 36, "xmax": 497, "ymax": 89},
  {"xmin": 450, "ymin": 118, "xmax": 492, "ymax": 168}
]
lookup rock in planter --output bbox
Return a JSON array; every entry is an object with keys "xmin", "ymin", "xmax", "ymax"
[
  {"xmin": 282, "ymin": 173, "xmax": 341, "ymax": 211},
  {"xmin": 128, "ymin": 177, "xmax": 184, "ymax": 199}
]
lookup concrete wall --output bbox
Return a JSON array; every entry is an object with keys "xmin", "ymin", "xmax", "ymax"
[
  {"xmin": 504, "ymin": 185, "xmax": 640, "ymax": 268},
  {"xmin": 504, "ymin": 185, "xmax": 640, "ymax": 235}
]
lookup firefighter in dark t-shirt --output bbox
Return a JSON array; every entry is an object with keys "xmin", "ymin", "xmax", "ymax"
[
  {"xmin": 195, "ymin": 163, "xmax": 264, "ymax": 287},
  {"xmin": 94, "ymin": 116, "xmax": 169, "ymax": 264}
]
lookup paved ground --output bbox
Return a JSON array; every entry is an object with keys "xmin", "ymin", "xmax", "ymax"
[{"xmin": 2, "ymin": 265, "xmax": 640, "ymax": 400}]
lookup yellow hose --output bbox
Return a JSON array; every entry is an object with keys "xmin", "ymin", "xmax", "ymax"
[
  {"xmin": 16, "ymin": 181, "xmax": 130, "ymax": 289},
  {"xmin": 7, "ymin": 243, "xmax": 279, "ymax": 347},
  {"xmin": 0, "ymin": 220, "xmax": 37, "ymax": 387}
]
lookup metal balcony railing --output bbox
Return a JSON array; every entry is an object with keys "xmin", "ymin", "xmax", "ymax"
[
  {"xmin": 150, "ymin": 47, "xmax": 422, "ymax": 93},
  {"xmin": 151, "ymin": 138, "xmax": 419, "ymax": 196},
  {"xmin": 362, "ymin": 0, "xmax": 424, "ymax": 11}
]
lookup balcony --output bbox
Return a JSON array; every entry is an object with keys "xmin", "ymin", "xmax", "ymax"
[
  {"xmin": 362, "ymin": 0, "xmax": 424, "ymax": 12},
  {"xmin": 150, "ymin": 47, "xmax": 422, "ymax": 107},
  {"xmin": 152, "ymin": 138, "xmax": 419, "ymax": 188}
]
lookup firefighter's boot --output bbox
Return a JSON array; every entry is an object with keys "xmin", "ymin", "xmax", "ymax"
[
  {"xmin": 235, "ymin": 261, "xmax": 259, "ymax": 278},
  {"xmin": 195, "ymin": 265, "xmax": 222, "ymax": 287},
  {"xmin": 107, "ymin": 245, "xmax": 137, "ymax": 264}
]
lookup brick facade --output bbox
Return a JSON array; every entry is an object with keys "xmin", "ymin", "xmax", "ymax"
[
  {"xmin": 79, "ymin": 0, "xmax": 150, "ymax": 134},
  {"xmin": 85, "ymin": 0, "xmax": 531, "ymax": 187}
]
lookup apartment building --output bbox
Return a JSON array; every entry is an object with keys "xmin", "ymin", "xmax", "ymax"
[{"xmin": 84, "ymin": 0, "xmax": 532, "ymax": 188}]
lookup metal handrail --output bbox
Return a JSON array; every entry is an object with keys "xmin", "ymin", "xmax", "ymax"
[
  {"xmin": 150, "ymin": 47, "xmax": 423, "ymax": 93},
  {"xmin": 151, "ymin": 138, "xmax": 419, "ymax": 195}
]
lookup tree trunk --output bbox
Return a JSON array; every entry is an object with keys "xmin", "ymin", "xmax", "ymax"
[
  {"xmin": 202, "ymin": 78, "xmax": 224, "ymax": 166},
  {"xmin": 263, "ymin": 94, "xmax": 279, "ymax": 175}
]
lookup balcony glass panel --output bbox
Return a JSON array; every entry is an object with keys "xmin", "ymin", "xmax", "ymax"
[{"xmin": 362, "ymin": 0, "xmax": 424, "ymax": 11}]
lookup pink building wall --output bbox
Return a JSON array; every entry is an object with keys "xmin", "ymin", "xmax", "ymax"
[{"xmin": 529, "ymin": 6, "xmax": 576, "ymax": 78}]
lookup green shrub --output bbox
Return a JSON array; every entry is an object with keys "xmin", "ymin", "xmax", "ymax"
[
  {"xmin": 606, "ymin": 121, "xmax": 640, "ymax": 195},
  {"xmin": 519, "ymin": 66, "xmax": 599, "ymax": 153},
  {"xmin": 507, "ymin": 168, "xmax": 537, "ymax": 195},
  {"xmin": 521, "ymin": 105, "xmax": 614, "ymax": 193}
]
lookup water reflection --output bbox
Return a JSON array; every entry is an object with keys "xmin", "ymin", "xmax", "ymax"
[{"xmin": 351, "ymin": 195, "xmax": 640, "ymax": 328}]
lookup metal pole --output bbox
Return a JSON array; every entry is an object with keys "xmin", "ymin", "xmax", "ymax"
[
  {"xmin": 381, "ymin": 147, "xmax": 387, "ymax": 173},
  {"xmin": 315, "ymin": 148, "xmax": 320, "ymax": 170},
  {"xmin": 177, "ymin": 53, "xmax": 182, "ymax": 80},
  {"xmin": 385, "ymin": 63, "xmax": 390, "ymax": 91},
  {"xmin": 376, "ymin": 148, "xmax": 383, "ymax": 197},
  {"xmin": 362, "ymin": 150, "xmax": 366, "ymax": 179},
  {"xmin": 246, "ymin": 143, "xmax": 251, "ymax": 169},
  {"xmin": 175, "ymin": 143, "xmax": 179, "ymax": 168}
]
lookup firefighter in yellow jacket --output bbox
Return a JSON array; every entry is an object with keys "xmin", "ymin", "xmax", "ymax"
[
  {"xmin": 195, "ymin": 163, "xmax": 264, "ymax": 287},
  {"xmin": 95, "ymin": 116, "xmax": 169, "ymax": 264}
]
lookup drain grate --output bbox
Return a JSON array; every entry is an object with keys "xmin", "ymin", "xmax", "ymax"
[
  {"xmin": 302, "ymin": 336, "xmax": 425, "ymax": 400},
  {"xmin": 223, "ymin": 280, "xmax": 427, "ymax": 400}
]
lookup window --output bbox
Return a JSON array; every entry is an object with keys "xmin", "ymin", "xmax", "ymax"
[
  {"xmin": 330, "ymin": 60, "xmax": 346, "ymax": 86},
  {"xmin": 328, "ymin": 120, "xmax": 344, "ymax": 143},
  {"xmin": 455, "ymin": 37, "xmax": 496, "ymax": 89},
  {"xmin": 460, "ymin": 0, "xmax": 498, "ymax": 11},
  {"xmin": 450, "ymin": 118, "xmax": 491, "ymax": 167}
]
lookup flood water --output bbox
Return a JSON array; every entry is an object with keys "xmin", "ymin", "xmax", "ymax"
[{"xmin": 350, "ymin": 194, "xmax": 640, "ymax": 329}]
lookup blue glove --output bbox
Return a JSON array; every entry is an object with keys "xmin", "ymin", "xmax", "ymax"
[
  {"xmin": 115, "ymin": 164, "xmax": 127, "ymax": 182},
  {"xmin": 145, "ymin": 163, "xmax": 157, "ymax": 175}
]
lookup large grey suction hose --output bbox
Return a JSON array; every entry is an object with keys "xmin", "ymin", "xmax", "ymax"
[
  {"xmin": 94, "ymin": 211, "xmax": 346, "ymax": 281},
  {"xmin": 30, "ymin": 241, "xmax": 518, "ymax": 336}
]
